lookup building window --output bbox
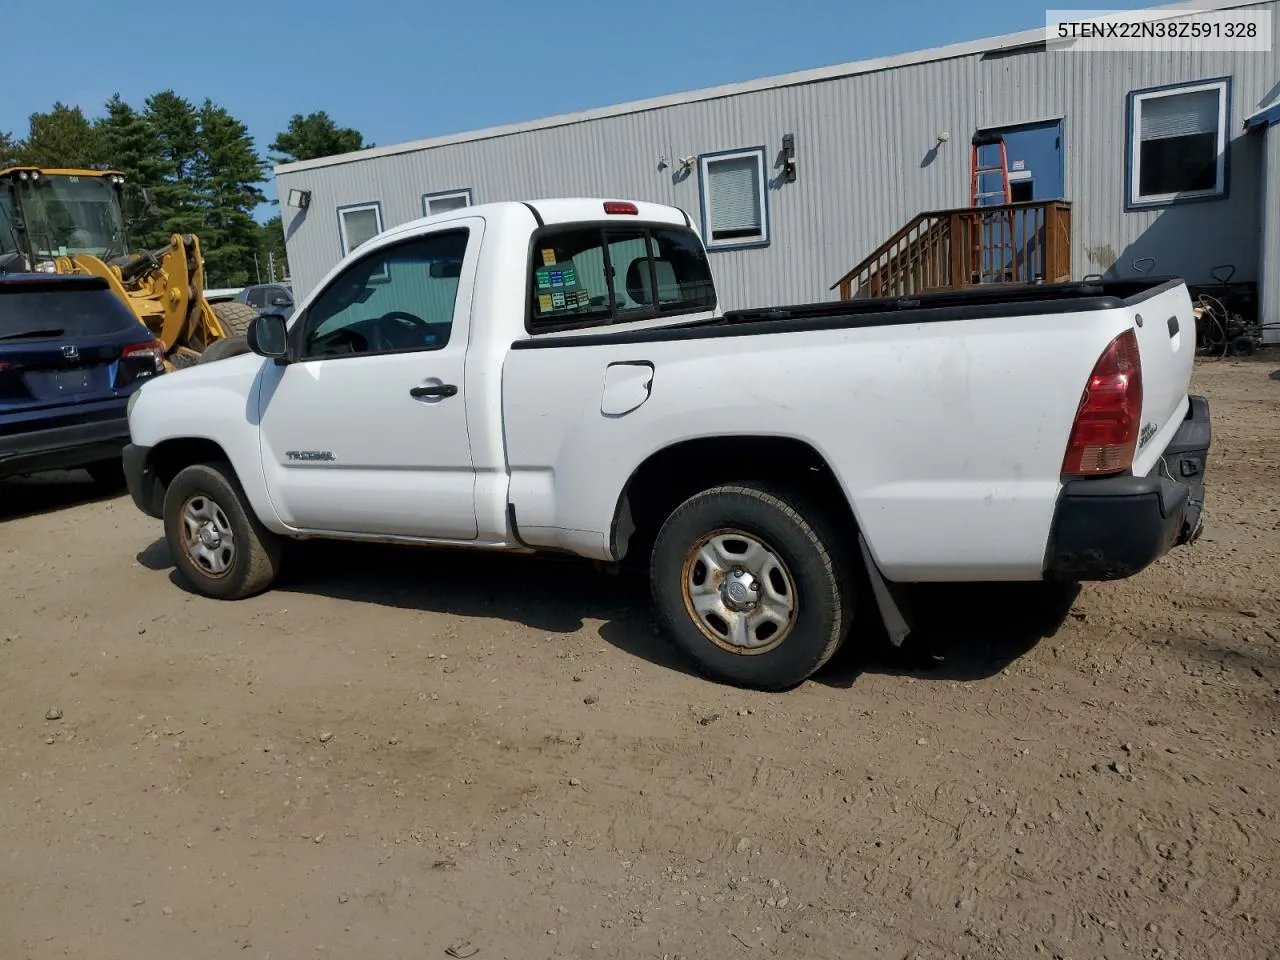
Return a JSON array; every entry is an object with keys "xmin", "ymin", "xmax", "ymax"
[
  {"xmin": 423, "ymin": 188, "xmax": 473, "ymax": 217},
  {"xmin": 1128, "ymin": 79, "xmax": 1229, "ymax": 208},
  {"xmin": 337, "ymin": 201, "xmax": 384, "ymax": 256},
  {"xmin": 698, "ymin": 148, "xmax": 769, "ymax": 249}
]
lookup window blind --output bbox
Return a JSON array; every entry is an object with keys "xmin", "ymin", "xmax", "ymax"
[
  {"xmin": 1140, "ymin": 88, "xmax": 1220, "ymax": 141},
  {"xmin": 707, "ymin": 156, "xmax": 762, "ymax": 235}
]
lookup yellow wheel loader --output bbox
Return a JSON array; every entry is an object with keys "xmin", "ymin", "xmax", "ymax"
[{"xmin": 0, "ymin": 166, "xmax": 255, "ymax": 367}]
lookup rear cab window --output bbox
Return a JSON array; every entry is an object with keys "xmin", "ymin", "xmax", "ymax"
[{"xmin": 527, "ymin": 224, "xmax": 716, "ymax": 333}]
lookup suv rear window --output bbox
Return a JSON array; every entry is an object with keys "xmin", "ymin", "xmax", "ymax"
[
  {"xmin": 0, "ymin": 280, "xmax": 138, "ymax": 339},
  {"xmin": 528, "ymin": 224, "xmax": 716, "ymax": 332}
]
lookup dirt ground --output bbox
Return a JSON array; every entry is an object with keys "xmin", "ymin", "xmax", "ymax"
[{"xmin": 1, "ymin": 358, "xmax": 1277, "ymax": 960}]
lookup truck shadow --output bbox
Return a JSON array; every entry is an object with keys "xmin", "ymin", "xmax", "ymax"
[
  {"xmin": 136, "ymin": 538, "xmax": 1077, "ymax": 687},
  {"xmin": 816, "ymin": 580, "xmax": 1080, "ymax": 687},
  {"xmin": 0, "ymin": 471, "xmax": 122, "ymax": 524}
]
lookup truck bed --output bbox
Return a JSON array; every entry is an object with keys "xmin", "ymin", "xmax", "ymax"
[
  {"xmin": 503, "ymin": 274, "xmax": 1198, "ymax": 581},
  {"xmin": 511, "ymin": 277, "xmax": 1187, "ymax": 349}
]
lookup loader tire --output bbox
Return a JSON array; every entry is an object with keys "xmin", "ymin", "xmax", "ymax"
[
  {"xmin": 211, "ymin": 300, "xmax": 258, "ymax": 337},
  {"xmin": 200, "ymin": 335, "xmax": 250, "ymax": 364}
]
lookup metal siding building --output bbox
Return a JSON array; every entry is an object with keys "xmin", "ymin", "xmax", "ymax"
[{"xmin": 275, "ymin": 0, "xmax": 1280, "ymax": 340}]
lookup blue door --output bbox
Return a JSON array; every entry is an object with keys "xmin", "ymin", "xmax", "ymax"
[
  {"xmin": 999, "ymin": 119, "xmax": 1065, "ymax": 202},
  {"xmin": 972, "ymin": 119, "xmax": 1064, "ymax": 282}
]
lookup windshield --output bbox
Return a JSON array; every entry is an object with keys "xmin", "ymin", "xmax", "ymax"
[
  {"xmin": 16, "ymin": 175, "xmax": 127, "ymax": 259},
  {"xmin": 0, "ymin": 189, "xmax": 19, "ymax": 257}
]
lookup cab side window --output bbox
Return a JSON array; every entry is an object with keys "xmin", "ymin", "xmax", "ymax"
[{"xmin": 300, "ymin": 230, "xmax": 469, "ymax": 360}]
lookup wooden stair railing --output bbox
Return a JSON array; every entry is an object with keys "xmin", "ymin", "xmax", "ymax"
[{"xmin": 832, "ymin": 200, "xmax": 1072, "ymax": 301}]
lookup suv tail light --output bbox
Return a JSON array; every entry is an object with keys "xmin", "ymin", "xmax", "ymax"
[
  {"xmin": 603, "ymin": 201, "xmax": 639, "ymax": 215},
  {"xmin": 1061, "ymin": 328, "xmax": 1143, "ymax": 478},
  {"xmin": 122, "ymin": 339, "xmax": 166, "ymax": 375}
]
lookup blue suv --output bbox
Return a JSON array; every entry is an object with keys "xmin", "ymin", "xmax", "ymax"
[{"xmin": 1, "ymin": 273, "xmax": 166, "ymax": 483}]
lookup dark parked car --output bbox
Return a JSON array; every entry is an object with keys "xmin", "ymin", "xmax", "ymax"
[
  {"xmin": 233, "ymin": 283, "xmax": 294, "ymax": 319},
  {"xmin": 1, "ymin": 273, "xmax": 165, "ymax": 484}
]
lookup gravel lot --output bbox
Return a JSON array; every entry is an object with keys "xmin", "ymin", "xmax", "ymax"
[{"xmin": 2, "ymin": 357, "xmax": 1277, "ymax": 960}]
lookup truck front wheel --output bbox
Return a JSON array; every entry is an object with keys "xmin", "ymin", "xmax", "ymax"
[
  {"xmin": 163, "ymin": 461, "xmax": 283, "ymax": 600},
  {"xmin": 650, "ymin": 484, "xmax": 854, "ymax": 691}
]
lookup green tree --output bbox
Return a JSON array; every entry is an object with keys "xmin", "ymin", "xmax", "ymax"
[
  {"xmin": 11, "ymin": 92, "xmax": 287, "ymax": 284},
  {"xmin": 0, "ymin": 130, "xmax": 21, "ymax": 168},
  {"xmin": 194, "ymin": 100, "xmax": 266, "ymax": 286},
  {"xmin": 95, "ymin": 94, "xmax": 169, "ymax": 246},
  {"xmin": 269, "ymin": 111, "xmax": 368, "ymax": 164},
  {"xmin": 20, "ymin": 103, "xmax": 102, "ymax": 168},
  {"xmin": 143, "ymin": 90, "xmax": 205, "ymax": 241},
  {"xmin": 257, "ymin": 214, "xmax": 289, "ymax": 281}
]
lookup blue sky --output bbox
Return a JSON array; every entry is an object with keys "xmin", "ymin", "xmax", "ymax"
[{"xmin": 2, "ymin": 0, "xmax": 1050, "ymax": 214}]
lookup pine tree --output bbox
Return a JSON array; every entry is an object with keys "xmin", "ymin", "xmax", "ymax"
[
  {"xmin": 95, "ymin": 94, "xmax": 169, "ymax": 247},
  {"xmin": 144, "ymin": 90, "xmax": 204, "ymax": 241},
  {"xmin": 0, "ymin": 130, "xmax": 21, "ymax": 168},
  {"xmin": 195, "ymin": 100, "xmax": 266, "ymax": 286},
  {"xmin": 20, "ymin": 103, "xmax": 103, "ymax": 169},
  {"xmin": 270, "ymin": 111, "xmax": 368, "ymax": 164},
  {"xmin": 258, "ymin": 215, "xmax": 289, "ymax": 281}
]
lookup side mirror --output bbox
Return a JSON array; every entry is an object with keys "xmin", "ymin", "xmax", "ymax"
[
  {"xmin": 247, "ymin": 312, "xmax": 289, "ymax": 360},
  {"xmin": 269, "ymin": 294, "xmax": 292, "ymax": 307}
]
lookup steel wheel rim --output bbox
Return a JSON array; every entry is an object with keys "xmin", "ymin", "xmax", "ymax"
[
  {"xmin": 180, "ymin": 493, "xmax": 236, "ymax": 579},
  {"xmin": 680, "ymin": 528, "xmax": 798, "ymax": 655}
]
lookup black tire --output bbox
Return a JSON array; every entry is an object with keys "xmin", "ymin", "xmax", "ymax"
[
  {"xmin": 85, "ymin": 458, "xmax": 125, "ymax": 489},
  {"xmin": 163, "ymin": 461, "xmax": 283, "ymax": 600},
  {"xmin": 1228, "ymin": 335, "xmax": 1256, "ymax": 357},
  {"xmin": 650, "ymin": 483, "xmax": 855, "ymax": 691},
  {"xmin": 200, "ymin": 335, "xmax": 250, "ymax": 364},
  {"xmin": 211, "ymin": 300, "xmax": 258, "ymax": 337}
]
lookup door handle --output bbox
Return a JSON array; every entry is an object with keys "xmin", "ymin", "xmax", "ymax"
[{"xmin": 409, "ymin": 383, "xmax": 457, "ymax": 399}]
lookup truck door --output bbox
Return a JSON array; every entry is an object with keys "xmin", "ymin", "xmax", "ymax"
[{"xmin": 256, "ymin": 219, "xmax": 483, "ymax": 539}]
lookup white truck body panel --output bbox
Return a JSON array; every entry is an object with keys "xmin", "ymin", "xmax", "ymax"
[
  {"xmin": 502, "ymin": 296, "xmax": 1192, "ymax": 580},
  {"xmin": 125, "ymin": 198, "xmax": 1202, "ymax": 585}
]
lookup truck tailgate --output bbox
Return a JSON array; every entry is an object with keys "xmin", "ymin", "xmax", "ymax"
[{"xmin": 1127, "ymin": 282, "xmax": 1197, "ymax": 477}]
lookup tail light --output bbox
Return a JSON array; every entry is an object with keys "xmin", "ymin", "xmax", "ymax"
[
  {"xmin": 603, "ymin": 201, "xmax": 639, "ymax": 215},
  {"xmin": 122, "ymin": 339, "xmax": 166, "ymax": 375},
  {"xmin": 1061, "ymin": 328, "xmax": 1143, "ymax": 478}
]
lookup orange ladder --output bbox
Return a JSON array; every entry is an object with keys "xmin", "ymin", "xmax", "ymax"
[{"xmin": 970, "ymin": 132, "xmax": 1014, "ymax": 282}]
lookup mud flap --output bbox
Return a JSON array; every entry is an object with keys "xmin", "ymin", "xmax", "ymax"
[{"xmin": 858, "ymin": 533, "xmax": 911, "ymax": 647}]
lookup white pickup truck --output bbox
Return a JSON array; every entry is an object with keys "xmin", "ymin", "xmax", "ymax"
[{"xmin": 122, "ymin": 198, "xmax": 1211, "ymax": 690}]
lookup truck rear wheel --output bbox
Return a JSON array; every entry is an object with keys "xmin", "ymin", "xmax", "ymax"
[
  {"xmin": 649, "ymin": 484, "xmax": 854, "ymax": 690},
  {"xmin": 211, "ymin": 301, "xmax": 258, "ymax": 337},
  {"xmin": 163, "ymin": 461, "xmax": 282, "ymax": 600}
]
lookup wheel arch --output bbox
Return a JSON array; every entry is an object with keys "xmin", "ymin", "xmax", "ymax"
[
  {"xmin": 609, "ymin": 434, "xmax": 866, "ymax": 565},
  {"xmin": 140, "ymin": 436, "xmax": 278, "ymax": 527}
]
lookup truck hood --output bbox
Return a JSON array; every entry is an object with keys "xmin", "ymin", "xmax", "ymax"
[
  {"xmin": 151, "ymin": 352, "xmax": 266, "ymax": 396},
  {"xmin": 128, "ymin": 351, "xmax": 267, "ymax": 447}
]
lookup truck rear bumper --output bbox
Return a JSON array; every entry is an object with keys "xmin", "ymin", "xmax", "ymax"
[
  {"xmin": 1044, "ymin": 394, "xmax": 1210, "ymax": 581},
  {"xmin": 0, "ymin": 416, "xmax": 131, "ymax": 480}
]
